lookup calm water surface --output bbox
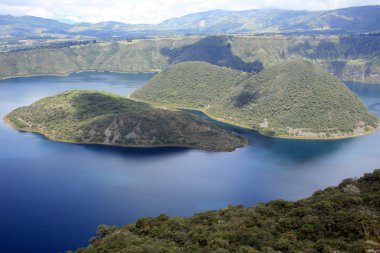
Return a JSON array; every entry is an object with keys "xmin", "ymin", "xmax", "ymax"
[{"xmin": 0, "ymin": 73, "xmax": 379, "ymax": 253}]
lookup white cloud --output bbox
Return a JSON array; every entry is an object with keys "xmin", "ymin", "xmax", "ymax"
[{"xmin": 0, "ymin": 0, "xmax": 379, "ymax": 24}]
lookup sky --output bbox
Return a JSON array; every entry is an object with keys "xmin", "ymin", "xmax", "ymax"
[{"xmin": 0, "ymin": 0, "xmax": 379, "ymax": 24}]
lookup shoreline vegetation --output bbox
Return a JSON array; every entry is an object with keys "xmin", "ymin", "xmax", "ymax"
[
  {"xmin": 3, "ymin": 90, "xmax": 248, "ymax": 152},
  {"xmin": 128, "ymin": 96, "xmax": 380, "ymax": 140},
  {"xmin": 74, "ymin": 169, "xmax": 380, "ymax": 253},
  {"xmin": 1, "ymin": 69, "xmax": 380, "ymax": 86},
  {"xmin": 3, "ymin": 115, "xmax": 246, "ymax": 152},
  {"xmin": 5, "ymin": 95, "xmax": 378, "ymax": 144},
  {"xmin": 0, "ymin": 70, "xmax": 159, "ymax": 81}
]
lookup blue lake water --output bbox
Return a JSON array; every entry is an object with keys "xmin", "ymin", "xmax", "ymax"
[{"xmin": 0, "ymin": 73, "xmax": 379, "ymax": 253}]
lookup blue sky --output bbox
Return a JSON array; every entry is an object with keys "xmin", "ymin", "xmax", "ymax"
[{"xmin": 0, "ymin": 0, "xmax": 379, "ymax": 24}]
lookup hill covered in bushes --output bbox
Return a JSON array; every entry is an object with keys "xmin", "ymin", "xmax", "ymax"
[
  {"xmin": 131, "ymin": 60, "xmax": 379, "ymax": 138},
  {"xmin": 75, "ymin": 169, "xmax": 380, "ymax": 253},
  {"xmin": 4, "ymin": 90, "xmax": 248, "ymax": 151}
]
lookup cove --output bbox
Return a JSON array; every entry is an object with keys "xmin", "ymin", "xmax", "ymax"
[{"xmin": 0, "ymin": 72, "xmax": 379, "ymax": 253}]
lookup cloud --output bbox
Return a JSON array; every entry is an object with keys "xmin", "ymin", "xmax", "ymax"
[{"xmin": 0, "ymin": 0, "xmax": 378, "ymax": 24}]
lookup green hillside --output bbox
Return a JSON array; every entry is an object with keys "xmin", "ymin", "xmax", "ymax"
[
  {"xmin": 1, "ymin": 35, "xmax": 379, "ymax": 83},
  {"xmin": 74, "ymin": 169, "xmax": 380, "ymax": 253},
  {"xmin": 131, "ymin": 61, "xmax": 249, "ymax": 109},
  {"xmin": 131, "ymin": 60, "xmax": 379, "ymax": 138},
  {"xmin": 4, "ymin": 90, "xmax": 248, "ymax": 151}
]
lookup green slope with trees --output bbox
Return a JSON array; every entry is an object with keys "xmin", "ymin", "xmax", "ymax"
[
  {"xmin": 4, "ymin": 90, "xmax": 248, "ymax": 151},
  {"xmin": 131, "ymin": 60, "xmax": 379, "ymax": 138},
  {"xmin": 74, "ymin": 169, "xmax": 380, "ymax": 253},
  {"xmin": 1, "ymin": 35, "xmax": 380, "ymax": 83}
]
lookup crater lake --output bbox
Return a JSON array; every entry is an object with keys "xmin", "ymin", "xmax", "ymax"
[{"xmin": 0, "ymin": 72, "xmax": 379, "ymax": 253}]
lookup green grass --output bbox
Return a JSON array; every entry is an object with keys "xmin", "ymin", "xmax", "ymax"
[
  {"xmin": 4, "ymin": 90, "xmax": 248, "ymax": 151},
  {"xmin": 131, "ymin": 60, "xmax": 379, "ymax": 138},
  {"xmin": 74, "ymin": 169, "xmax": 380, "ymax": 253}
]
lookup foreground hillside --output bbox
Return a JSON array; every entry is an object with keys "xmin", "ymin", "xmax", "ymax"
[
  {"xmin": 74, "ymin": 169, "xmax": 380, "ymax": 252},
  {"xmin": 1, "ymin": 35, "xmax": 379, "ymax": 83},
  {"xmin": 131, "ymin": 60, "xmax": 379, "ymax": 138},
  {"xmin": 4, "ymin": 90, "xmax": 248, "ymax": 151}
]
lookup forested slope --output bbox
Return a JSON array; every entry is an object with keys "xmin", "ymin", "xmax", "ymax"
[
  {"xmin": 74, "ymin": 169, "xmax": 380, "ymax": 253},
  {"xmin": 132, "ymin": 60, "xmax": 379, "ymax": 138},
  {"xmin": 1, "ymin": 35, "xmax": 380, "ymax": 83}
]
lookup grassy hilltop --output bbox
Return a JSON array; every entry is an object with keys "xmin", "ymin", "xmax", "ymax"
[
  {"xmin": 74, "ymin": 169, "xmax": 380, "ymax": 253},
  {"xmin": 131, "ymin": 60, "xmax": 379, "ymax": 138},
  {"xmin": 4, "ymin": 90, "xmax": 248, "ymax": 151}
]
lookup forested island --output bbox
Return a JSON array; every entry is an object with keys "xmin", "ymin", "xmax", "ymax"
[
  {"xmin": 131, "ymin": 60, "xmax": 379, "ymax": 139},
  {"xmin": 4, "ymin": 60, "xmax": 379, "ymax": 142},
  {"xmin": 3, "ymin": 90, "xmax": 248, "ymax": 151},
  {"xmin": 74, "ymin": 169, "xmax": 380, "ymax": 253}
]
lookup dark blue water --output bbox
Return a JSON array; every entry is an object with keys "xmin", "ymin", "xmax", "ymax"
[{"xmin": 0, "ymin": 73, "xmax": 379, "ymax": 253}]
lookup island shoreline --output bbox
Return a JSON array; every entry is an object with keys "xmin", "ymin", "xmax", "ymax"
[
  {"xmin": 0, "ymin": 70, "xmax": 159, "ymax": 82},
  {"xmin": 128, "ymin": 95, "xmax": 380, "ymax": 140},
  {"xmin": 2, "ymin": 115, "xmax": 245, "ymax": 152},
  {"xmin": 1, "ymin": 70, "xmax": 380, "ymax": 85}
]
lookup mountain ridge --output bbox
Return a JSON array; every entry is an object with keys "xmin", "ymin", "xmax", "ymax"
[{"xmin": 1, "ymin": 5, "xmax": 380, "ymax": 38}]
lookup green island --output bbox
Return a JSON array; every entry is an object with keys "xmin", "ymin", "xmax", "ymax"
[
  {"xmin": 73, "ymin": 169, "xmax": 380, "ymax": 253},
  {"xmin": 131, "ymin": 60, "xmax": 379, "ymax": 139},
  {"xmin": 3, "ymin": 90, "xmax": 248, "ymax": 151}
]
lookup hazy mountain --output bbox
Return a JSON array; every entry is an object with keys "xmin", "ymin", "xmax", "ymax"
[
  {"xmin": 0, "ymin": 14, "xmax": 70, "ymax": 37},
  {"xmin": 1, "ymin": 5, "xmax": 379, "ymax": 38},
  {"xmin": 159, "ymin": 6, "xmax": 380, "ymax": 34}
]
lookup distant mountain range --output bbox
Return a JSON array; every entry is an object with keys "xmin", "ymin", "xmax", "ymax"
[{"xmin": 1, "ymin": 5, "xmax": 380, "ymax": 38}]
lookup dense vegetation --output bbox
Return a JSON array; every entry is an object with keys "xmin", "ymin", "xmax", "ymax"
[
  {"xmin": 4, "ymin": 90, "xmax": 248, "ymax": 151},
  {"xmin": 131, "ymin": 60, "xmax": 379, "ymax": 138},
  {"xmin": 7, "ymin": 40, "xmax": 97, "ymax": 53},
  {"xmin": 132, "ymin": 61, "xmax": 249, "ymax": 109},
  {"xmin": 1, "ymin": 35, "xmax": 380, "ymax": 83},
  {"xmin": 74, "ymin": 169, "xmax": 380, "ymax": 253}
]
